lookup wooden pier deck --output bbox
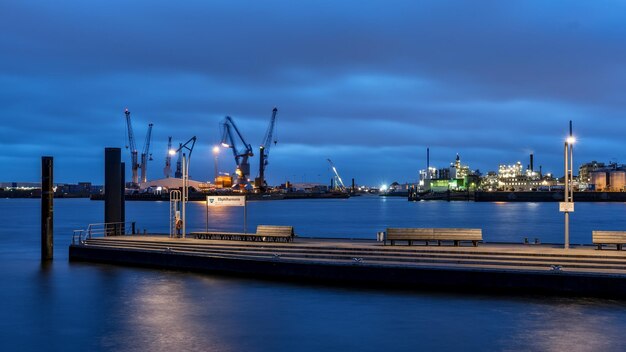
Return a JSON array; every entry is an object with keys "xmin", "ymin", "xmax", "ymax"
[{"xmin": 69, "ymin": 235, "xmax": 626, "ymax": 297}]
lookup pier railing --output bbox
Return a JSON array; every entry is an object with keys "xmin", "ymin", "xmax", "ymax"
[{"xmin": 72, "ymin": 221, "xmax": 136, "ymax": 245}]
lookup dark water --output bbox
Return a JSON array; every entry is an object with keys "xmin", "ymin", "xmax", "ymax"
[{"xmin": 2, "ymin": 197, "xmax": 626, "ymax": 351}]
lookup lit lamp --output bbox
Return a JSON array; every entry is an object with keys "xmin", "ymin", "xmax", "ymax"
[
  {"xmin": 169, "ymin": 149, "xmax": 187, "ymax": 238},
  {"xmin": 212, "ymin": 146, "xmax": 220, "ymax": 184},
  {"xmin": 562, "ymin": 126, "xmax": 575, "ymax": 249}
]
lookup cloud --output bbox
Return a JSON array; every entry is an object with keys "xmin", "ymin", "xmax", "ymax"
[{"xmin": 1, "ymin": 1, "xmax": 626, "ymax": 184}]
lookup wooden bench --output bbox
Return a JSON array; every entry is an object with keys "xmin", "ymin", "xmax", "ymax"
[
  {"xmin": 191, "ymin": 225, "xmax": 295, "ymax": 243},
  {"xmin": 384, "ymin": 228, "xmax": 482, "ymax": 247},
  {"xmin": 256, "ymin": 225, "xmax": 295, "ymax": 243},
  {"xmin": 592, "ymin": 231, "xmax": 626, "ymax": 250}
]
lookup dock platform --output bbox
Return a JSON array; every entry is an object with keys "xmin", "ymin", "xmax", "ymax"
[{"xmin": 69, "ymin": 236, "xmax": 626, "ymax": 298}]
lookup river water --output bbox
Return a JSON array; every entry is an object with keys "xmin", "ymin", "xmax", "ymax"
[{"xmin": 1, "ymin": 197, "xmax": 626, "ymax": 351}]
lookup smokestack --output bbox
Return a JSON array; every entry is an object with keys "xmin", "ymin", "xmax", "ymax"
[
  {"xmin": 569, "ymin": 120, "xmax": 573, "ymax": 137},
  {"xmin": 427, "ymin": 147, "xmax": 430, "ymax": 180},
  {"xmin": 530, "ymin": 153, "xmax": 534, "ymax": 172}
]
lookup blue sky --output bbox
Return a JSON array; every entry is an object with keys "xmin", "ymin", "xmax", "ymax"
[{"xmin": 2, "ymin": 1, "xmax": 626, "ymax": 185}]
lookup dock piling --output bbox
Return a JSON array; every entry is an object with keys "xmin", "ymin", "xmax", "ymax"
[
  {"xmin": 41, "ymin": 156, "xmax": 54, "ymax": 261},
  {"xmin": 105, "ymin": 148, "xmax": 124, "ymax": 235}
]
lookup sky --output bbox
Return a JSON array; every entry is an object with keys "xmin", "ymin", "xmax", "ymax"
[{"xmin": 2, "ymin": 1, "xmax": 626, "ymax": 186}]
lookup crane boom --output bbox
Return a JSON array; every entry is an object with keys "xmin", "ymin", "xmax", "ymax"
[
  {"xmin": 164, "ymin": 136, "xmax": 172, "ymax": 178},
  {"xmin": 140, "ymin": 123, "xmax": 153, "ymax": 184},
  {"xmin": 256, "ymin": 107, "xmax": 278, "ymax": 192},
  {"xmin": 220, "ymin": 116, "xmax": 254, "ymax": 189},
  {"xmin": 124, "ymin": 108, "xmax": 139, "ymax": 186},
  {"xmin": 327, "ymin": 159, "xmax": 346, "ymax": 191}
]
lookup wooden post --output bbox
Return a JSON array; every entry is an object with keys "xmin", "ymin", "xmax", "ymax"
[{"xmin": 41, "ymin": 156, "xmax": 54, "ymax": 260}]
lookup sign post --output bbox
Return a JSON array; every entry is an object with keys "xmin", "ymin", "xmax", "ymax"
[{"xmin": 207, "ymin": 195, "xmax": 247, "ymax": 233}]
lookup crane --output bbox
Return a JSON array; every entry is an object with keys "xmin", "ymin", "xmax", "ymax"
[
  {"xmin": 163, "ymin": 136, "xmax": 172, "ymax": 178},
  {"xmin": 174, "ymin": 142, "xmax": 183, "ymax": 178},
  {"xmin": 123, "ymin": 108, "xmax": 139, "ymax": 186},
  {"xmin": 140, "ymin": 123, "xmax": 153, "ymax": 183},
  {"xmin": 327, "ymin": 159, "xmax": 346, "ymax": 192},
  {"xmin": 220, "ymin": 116, "xmax": 254, "ymax": 189},
  {"xmin": 255, "ymin": 107, "xmax": 278, "ymax": 192}
]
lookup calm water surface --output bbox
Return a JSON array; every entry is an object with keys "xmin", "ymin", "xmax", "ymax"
[{"xmin": 1, "ymin": 197, "xmax": 626, "ymax": 351}]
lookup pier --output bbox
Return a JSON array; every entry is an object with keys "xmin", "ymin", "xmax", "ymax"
[{"xmin": 69, "ymin": 235, "xmax": 626, "ymax": 298}]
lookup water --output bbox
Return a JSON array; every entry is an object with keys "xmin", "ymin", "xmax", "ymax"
[{"xmin": 2, "ymin": 197, "xmax": 626, "ymax": 351}]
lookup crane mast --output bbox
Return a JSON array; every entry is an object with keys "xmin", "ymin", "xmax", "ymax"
[
  {"xmin": 220, "ymin": 116, "xmax": 254, "ymax": 189},
  {"xmin": 164, "ymin": 136, "xmax": 172, "ymax": 178},
  {"xmin": 140, "ymin": 123, "xmax": 153, "ymax": 183},
  {"xmin": 256, "ymin": 107, "xmax": 278, "ymax": 192},
  {"xmin": 327, "ymin": 159, "xmax": 346, "ymax": 191},
  {"xmin": 124, "ymin": 108, "xmax": 139, "ymax": 186},
  {"xmin": 175, "ymin": 143, "xmax": 183, "ymax": 178}
]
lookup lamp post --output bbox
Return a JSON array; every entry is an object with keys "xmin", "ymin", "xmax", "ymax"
[
  {"xmin": 212, "ymin": 146, "xmax": 219, "ymax": 184},
  {"xmin": 169, "ymin": 149, "xmax": 189, "ymax": 238},
  {"xmin": 182, "ymin": 152, "xmax": 188, "ymax": 238},
  {"xmin": 561, "ymin": 124, "xmax": 575, "ymax": 249}
]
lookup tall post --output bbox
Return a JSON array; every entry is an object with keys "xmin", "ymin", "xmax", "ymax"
[
  {"xmin": 259, "ymin": 146, "xmax": 265, "ymax": 192},
  {"xmin": 105, "ymin": 148, "xmax": 122, "ymax": 235},
  {"xmin": 564, "ymin": 142, "xmax": 569, "ymax": 249},
  {"xmin": 120, "ymin": 162, "xmax": 126, "ymax": 234},
  {"xmin": 41, "ymin": 156, "xmax": 54, "ymax": 260},
  {"xmin": 182, "ymin": 153, "xmax": 187, "ymax": 238}
]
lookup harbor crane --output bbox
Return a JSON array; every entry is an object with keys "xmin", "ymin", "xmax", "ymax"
[
  {"xmin": 255, "ymin": 107, "xmax": 278, "ymax": 192},
  {"xmin": 174, "ymin": 136, "xmax": 196, "ymax": 178},
  {"xmin": 327, "ymin": 159, "xmax": 346, "ymax": 192},
  {"xmin": 220, "ymin": 116, "xmax": 254, "ymax": 189},
  {"xmin": 140, "ymin": 123, "xmax": 153, "ymax": 184},
  {"xmin": 163, "ymin": 136, "xmax": 172, "ymax": 178},
  {"xmin": 123, "ymin": 109, "xmax": 153, "ymax": 187}
]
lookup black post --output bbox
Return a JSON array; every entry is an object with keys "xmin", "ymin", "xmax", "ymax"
[
  {"xmin": 351, "ymin": 178, "xmax": 355, "ymax": 193},
  {"xmin": 120, "ymin": 162, "xmax": 126, "ymax": 234},
  {"xmin": 105, "ymin": 148, "xmax": 122, "ymax": 235},
  {"xmin": 259, "ymin": 146, "xmax": 265, "ymax": 193},
  {"xmin": 41, "ymin": 156, "xmax": 53, "ymax": 260}
]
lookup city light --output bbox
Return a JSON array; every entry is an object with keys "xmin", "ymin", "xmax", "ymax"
[
  {"xmin": 212, "ymin": 146, "xmax": 220, "ymax": 154},
  {"xmin": 380, "ymin": 184, "xmax": 388, "ymax": 191},
  {"xmin": 566, "ymin": 136, "xmax": 576, "ymax": 144},
  {"xmin": 168, "ymin": 149, "xmax": 176, "ymax": 156}
]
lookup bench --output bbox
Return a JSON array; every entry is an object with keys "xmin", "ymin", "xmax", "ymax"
[
  {"xmin": 191, "ymin": 225, "xmax": 295, "ymax": 243},
  {"xmin": 592, "ymin": 231, "xmax": 626, "ymax": 250},
  {"xmin": 384, "ymin": 228, "xmax": 482, "ymax": 247}
]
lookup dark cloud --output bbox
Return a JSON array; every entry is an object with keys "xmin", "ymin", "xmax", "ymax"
[{"xmin": 1, "ymin": 1, "xmax": 626, "ymax": 184}]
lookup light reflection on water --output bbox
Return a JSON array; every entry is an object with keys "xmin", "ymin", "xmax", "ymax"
[{"xmin": 2, "ymin": 198, "xmax": 626, "ymax": 351}]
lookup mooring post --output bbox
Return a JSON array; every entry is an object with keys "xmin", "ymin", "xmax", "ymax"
[
  {"xmin": 120, "ymin": 161, "xmax": 126, "ymax": 235},
  {"xmin": 41, "ymin": 156, "xmax": 54, "ymax": 260},
  {"xmin": 105, "ymin": 148, "xmax": 123, "ymax": 235}
]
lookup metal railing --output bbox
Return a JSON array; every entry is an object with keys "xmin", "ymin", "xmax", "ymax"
[{"xmin": 72, "ymin": 221, "xmax": 137, "ymax": 245}]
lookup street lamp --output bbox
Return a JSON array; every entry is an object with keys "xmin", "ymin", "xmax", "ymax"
[
  {"xmin": 561, "ymin": 122, "xmax": 575, "ymax": 249},
  {"xmin": 169, "ymin": 149, "xmax": 188, "ymax": 238},
  {"xmin": 212, "ymin": 146, "xmax": 220, "ymax": 184}
]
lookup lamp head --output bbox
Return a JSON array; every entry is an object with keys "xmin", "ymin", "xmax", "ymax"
[{"xmin": 566, "ymin": 136, "xmax": 576, "ymax": 144}]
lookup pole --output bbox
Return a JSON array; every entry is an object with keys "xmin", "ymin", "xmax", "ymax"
[
  {"xmin": 182, "ymin": 154, "xmax": 187, "ymax": 238},
  {"xmin": 105, "ymin": 148, "xmax": 122, "ymax": 235},
  {"xmin": 214, "ymin": 152, "xmax": 218, "ymax": 184},
  {"xmin": 41, "ymin": 156, "xmax": 53, "ymax": 261},
  {"xmin": 244, "ymin": 196, "xmax": 247, "ymax": 234},
  {"xmin": 564, "ymin": 142, "xmax": 569, "ymax": 249}
]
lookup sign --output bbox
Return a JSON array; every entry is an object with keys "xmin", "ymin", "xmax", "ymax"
[
  {"xmin": 559, "ymin": 202, "xmax": 574, "ymax": 212},
  {"xmin": 207, "ymin": 196, "xmax": 246, "ymax": 207}
]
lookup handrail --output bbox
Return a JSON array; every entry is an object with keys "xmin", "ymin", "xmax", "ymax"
[{"xmin": 72, "ymin": 221, "xmax": 137, "ymax": 245}]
